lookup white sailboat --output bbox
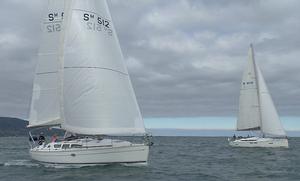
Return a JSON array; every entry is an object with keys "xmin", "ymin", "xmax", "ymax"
[
  {"xmin": 229, "ymin": 44, "xmax": 288, "ymax": 148},
  {"xmin": 28, "ymin": 0, "xmax": 150, "ymax": 164}
]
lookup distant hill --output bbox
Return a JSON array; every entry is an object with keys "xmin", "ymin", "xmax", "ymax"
[
  {"xmin": 1, "ymin": 117, "xmax": 300, "ymax": 137},
  {"xmin": 0, "ymin": 117, "xmax": 64, "ymax": 137},
  {"xmin": 0, "ymin": 117, "xmax": 28, "ymax": 136}
]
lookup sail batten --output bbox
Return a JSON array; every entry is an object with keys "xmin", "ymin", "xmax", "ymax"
[{"xmin": 63, "ymin": 66, "xmax": 129, "ymax": 75}]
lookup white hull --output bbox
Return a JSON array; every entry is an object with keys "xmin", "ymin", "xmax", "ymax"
[
  {"xmin": 30, "ymin": 139, "xmax": 149, "ymax": 164},
  {"xmin": 228, "ymin": 137, "xmax": 288, "ymax": 148}
]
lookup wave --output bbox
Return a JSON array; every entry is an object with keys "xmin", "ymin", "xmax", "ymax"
[
  {"xmin": 121, "ymin": 162, "xmax": 148, "ymax": 167},
  {"xmin": 42, "ymin": 163, "xmax": 108, "ymax": 169},
  {"xmin": 2, "ymin": 159, "xmax": 147, "ymax": 169},
  {"xmin": 3, "ymin": 160, "xmax": 40, "ymax": 168}
]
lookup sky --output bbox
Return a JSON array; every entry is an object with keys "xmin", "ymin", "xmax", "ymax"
[
  {"xmin": 0, "ymin": 0, "xmax": 299, "ymax": 129},
  {"xmin": 144, "ymin": 117, "xmax": 300, "ymax": 131}
]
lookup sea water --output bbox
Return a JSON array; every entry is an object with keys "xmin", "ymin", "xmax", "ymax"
[{"xmin": 0, "ymin": 137, "xmax": 299, "ymax": 181}]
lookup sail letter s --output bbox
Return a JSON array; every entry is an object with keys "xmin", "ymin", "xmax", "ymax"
[
  {"xmin": 83, "ymin": 13, "xmax": 89, "ymax": 21},
  {"xmin": 49, "ymin": 13, "xmax": 54, "ymax": 21}
]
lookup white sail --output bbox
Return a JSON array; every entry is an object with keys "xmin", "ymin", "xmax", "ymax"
[
  {"xmin": 61, "ymin": 0, "xmax": 145, "ymax": 135},
  {"xmin": 237, "ymin": 45, "xmax": 261, "ymax": 131},
  {"xmin": 28, "ymin": 0, "xmax": 64, "ymax": 128},
  {"xmin": 256, "ymin": 65, "xmax": 286, "ymax": 136}
]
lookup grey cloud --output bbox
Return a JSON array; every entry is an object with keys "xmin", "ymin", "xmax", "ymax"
[
  {"xmin": 0, "ymin": 0, "xmax": 299, "ymax": 119},
  {"xmin": 110, "ymin": 0, "xmax": 300, "ymax": 117}
]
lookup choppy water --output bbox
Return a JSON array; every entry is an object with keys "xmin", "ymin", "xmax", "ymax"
[{"xmin": 0, "ymin": 137, "xmax": 299, "ymax": 181}]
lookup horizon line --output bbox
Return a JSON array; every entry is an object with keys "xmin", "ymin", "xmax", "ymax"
[{"xmin": 147, "ymin": 128, "xmax": 300, "ymax": 132}]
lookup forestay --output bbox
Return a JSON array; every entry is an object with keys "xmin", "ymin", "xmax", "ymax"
[
  {"xmin": 61, "ymin": 0, "xmax": 145, "ymax": 135},
  {"xmin": 237, "ymin": 45, "xmax": 261, "ymax": 131},
  {"xmin": 28, "ymin": 0, "xmax": 64, "ymax": 128}
]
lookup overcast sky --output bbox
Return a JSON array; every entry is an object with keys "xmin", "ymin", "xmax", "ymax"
[{"xmin": 0, "ymin": 0, "xmax": 300, "ymax": 120}]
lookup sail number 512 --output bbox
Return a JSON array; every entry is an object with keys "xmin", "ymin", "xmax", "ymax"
[
  {"xmin": 47, "ymin": 24, "xmax": 61, "ymax": 33},
  {"xmin": 83, "ymin": 13, "xmax": 110, "ymax": 28},
  {"xmin": 83, "ymin": 13, "xmax": 112, "ymax": 35}
]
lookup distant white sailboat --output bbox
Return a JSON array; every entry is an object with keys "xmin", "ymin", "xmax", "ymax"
[
  {"xmin": 229, "ymin": 44, "xmax": 288, "ymax": 148},
  {"xmin": 28, "ymin": 0, "xmax": 151, "ymax": 164}
]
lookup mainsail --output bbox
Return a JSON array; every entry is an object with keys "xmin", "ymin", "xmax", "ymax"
[
  {"xmin": 60, "ymin": 0, "xmax": 145, "ymax": 135},
  {"xmin": 237, "ymin": 44, "xmax": 286, "ymax": 136},
  {"xmin": 237, "ymin": 45, "xmax": 261, "ymax": 131},
  {"xmin": 28, "ymin": 0, "xmax": 64, "ymax": 128}
]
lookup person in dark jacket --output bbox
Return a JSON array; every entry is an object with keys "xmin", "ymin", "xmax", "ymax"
[
  {"xmin": 233, "ymin": 134, "xmax": 236, "ymax": 141},
  {"xmin": 38, "ymin": 132, "xmax": 46, "ymax": 145}
]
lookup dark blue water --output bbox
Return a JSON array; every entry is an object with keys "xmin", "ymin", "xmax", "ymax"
[{"xmin": 0, "ymin": 137, "xmax": 299, "ymax": 181}]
